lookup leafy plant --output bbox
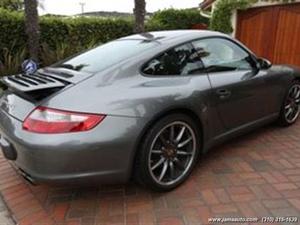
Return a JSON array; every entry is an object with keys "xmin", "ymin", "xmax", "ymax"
[
  {"xmin": 39, "ymin": 39, "xmax": 100, "ymax": 67},
  {"xmin": 0, "ymin": 9, "xmax": 27, "ymax": 58},
  {"xmin": 0, "ymin": 0, "xmax": 23, "ymax": 11},
  {"xmin": 147, "ymin": 8, "xmax": 209, "ymax": 31},
  {"xmin": 0, "ymin": 43, "xmax": 27, "ymax": 76}
]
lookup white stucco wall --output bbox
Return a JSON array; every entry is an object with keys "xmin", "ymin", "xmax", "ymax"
[{"xmin": 231, "ymin": 10, "xmax": 237, "ymax": 37}]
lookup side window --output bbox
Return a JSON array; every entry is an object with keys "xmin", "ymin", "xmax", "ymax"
[
  {"xmin": 142, "ymin": 44, "xmax": 204, "ymax": 76},
  {"xmin": 192, "ymin": 38, "xmax": 253, "ymax": 73}
]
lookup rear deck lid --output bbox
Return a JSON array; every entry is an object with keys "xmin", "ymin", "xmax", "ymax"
[{"xmin": 0, "ymin": 67, "xmax": 93, "ymax": 121}]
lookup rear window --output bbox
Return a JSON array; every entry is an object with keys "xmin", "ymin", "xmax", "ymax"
[{"xmin": 53, "ymin": 40, "xmax": 158, "ymax": 73}]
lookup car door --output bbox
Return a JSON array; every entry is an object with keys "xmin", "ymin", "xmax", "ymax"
[{"xmin": 191, "ymin": 37, "xmax": 269, "ymax": 130}]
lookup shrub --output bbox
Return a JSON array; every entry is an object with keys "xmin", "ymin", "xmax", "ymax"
[
  {"xmin": 0, "ymin": 43, "xmax": 27, "ymax": 76},
  {"xmin": 147, "ymin": 8, "xmax": 209, "ymax": 31},
  {"xmin": 67, "ymin": 17, "xmax": 133, "ymax": 47},
  {"xmin": 39, "ymin": 40, "xmax": 99, "ymax": 67},
  {"xmin": 0, "ymin": 9, "xmax": 27, "ymax": 58}
]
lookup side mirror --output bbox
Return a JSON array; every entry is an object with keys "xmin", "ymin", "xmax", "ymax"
[{"xmin": 257, "ymin": 58, "xmax": 272, "ymax": 70}]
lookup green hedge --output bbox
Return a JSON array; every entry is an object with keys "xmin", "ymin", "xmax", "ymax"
[
  {"xmin": 0, "ymin": 9, "xmax": 27, "ymax": 55},
  {"xmin": 0, "ymin": 9, "xmax": 135, "ymax": 74},
  {"xmin": 0, "ymin": 8, "xmax": 209, "ymax": 57},
  {"xmin": 147, "ymin": 8, "xmax": 209, "ymax": 31},
  {"xmin": 41, "ymin": 16, "xmax": 135, "ymax": 50},
  {"xmin": 0, "ymin": 8, "xmax": 134, "ymax": 57}
]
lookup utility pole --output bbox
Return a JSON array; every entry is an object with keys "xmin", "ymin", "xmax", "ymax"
[{"xmin": 79, "ymin": 2, "xmax": 85, "ymax": 15}]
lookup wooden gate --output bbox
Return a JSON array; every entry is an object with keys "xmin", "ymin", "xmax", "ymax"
[{"xmin": 236, "ymin": 3, "xmax": 300, "ymax": 67}]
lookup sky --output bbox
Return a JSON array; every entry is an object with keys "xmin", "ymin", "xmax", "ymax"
[{"xmin": 40, "ymin": 0, "xmax": 201, "ymax": 15}]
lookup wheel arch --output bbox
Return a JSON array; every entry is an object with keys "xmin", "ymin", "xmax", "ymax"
[
  {"xmin": 129, "ymin": 107, "xmax": 204, "ymax": 179},
  {"xmin": 294, "ymin": 77, "xmax": 300, "ymax": 83}
]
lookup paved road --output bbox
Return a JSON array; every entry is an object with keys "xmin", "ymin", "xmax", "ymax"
[{"xmin": 0, "ymin": 196, "xmax": 14, "ymax": 225}]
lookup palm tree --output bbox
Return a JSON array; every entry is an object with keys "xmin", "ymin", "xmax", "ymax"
[
  {"xmin": 24, "ymin": 0, "xmax": 39, "ymax": 61},
  {"xmin": 134, "ymin": 0, "xmax": 146, "ymax": 33}
]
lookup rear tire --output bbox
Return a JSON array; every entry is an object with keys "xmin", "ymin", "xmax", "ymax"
[
  {"xmin": 278, "ymin": 80, "xmax": 300, "ymax": 126},
  {"xmin": 135, "ymin": 114, "xmax": 201, "ymax": 192}
]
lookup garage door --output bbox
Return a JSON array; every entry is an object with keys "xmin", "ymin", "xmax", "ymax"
[{"xmin": 236, "ymin": 3, "xmax": 300, "ymax": 67}]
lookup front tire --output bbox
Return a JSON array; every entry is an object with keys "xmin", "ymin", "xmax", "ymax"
[
  {"xmin": 135, "ymin": 114, "xmax": 201, "ymax": 192},
  {"xmin": 278, "ymin": 81, "xmax": 300, "ymax": 126}
]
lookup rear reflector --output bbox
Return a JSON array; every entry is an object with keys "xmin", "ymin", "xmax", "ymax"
[{"xmin": 23, "ymin": 106, "xmax": 105, "ymax": 133}]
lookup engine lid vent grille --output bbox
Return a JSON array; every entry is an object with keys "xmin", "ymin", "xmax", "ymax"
[{"xmin": 1, "ymin": 73, "xmax": 67, "ymax": 92}]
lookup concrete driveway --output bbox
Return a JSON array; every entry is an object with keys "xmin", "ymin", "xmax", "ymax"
[{"xmin": 0, "ymin": 121, "xmax": 300, "ymax": 225}]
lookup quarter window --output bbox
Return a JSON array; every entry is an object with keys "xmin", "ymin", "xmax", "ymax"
[
  {"xmin": 142, "ymin": 44, "xmax": 204, "ymax": 76},
  {"xmin": 192, "ymin": 38, "xmax": 253, "ymax": 73}
]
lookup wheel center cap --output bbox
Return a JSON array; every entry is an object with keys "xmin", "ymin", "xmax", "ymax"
[{"xmin": 164, "ymin": 148, "xmax": 176, "ymax": 158}]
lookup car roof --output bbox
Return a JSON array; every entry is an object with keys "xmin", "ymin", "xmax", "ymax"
[{"xmin": 120, "ymin": 30, "xmax": 227, "ymax": 43}]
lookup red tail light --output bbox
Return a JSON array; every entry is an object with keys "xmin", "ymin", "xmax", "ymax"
[{"xmin": 23, "ymin": 106, "xmax": 106, "ymax": 134}]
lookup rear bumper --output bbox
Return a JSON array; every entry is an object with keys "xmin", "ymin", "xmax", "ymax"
[
  {"xmin": 0, "ymin": 135, "xmax": 17, "ymax": 160},
  {"xmin": 0, "ymin": 108, "xmax": 144, "ymax": 185}
]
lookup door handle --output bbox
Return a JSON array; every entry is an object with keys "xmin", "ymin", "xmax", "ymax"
[{"xmin": 216, "ymin": 89, "xmax": 231, "ymax": 99}]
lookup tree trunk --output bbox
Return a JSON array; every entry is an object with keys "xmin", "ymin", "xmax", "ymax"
[
  {"xmin": 134, "ymin": 0, "xmax": 146, "ymax": 33},
  {"xmin": 24, "ymin": 0, "xmax": 40, "ymax": 62}
]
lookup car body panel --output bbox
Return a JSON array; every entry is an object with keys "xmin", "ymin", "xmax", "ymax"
[
  {"xmin": 208, "ymin": 66, "xmax": 294, "ymax": 130},
  {"xmin": 0, "ymin": 91, "xmax": 37, "ymax": 121}
]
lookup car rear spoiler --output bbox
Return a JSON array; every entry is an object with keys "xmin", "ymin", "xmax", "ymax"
[
  {"xmin": 0, "ymin": 70, "xmax": 74, "ymax": 101},
  {"xmin": 0, "ymin": 67, "xmax": 93, "ymax": 101}
]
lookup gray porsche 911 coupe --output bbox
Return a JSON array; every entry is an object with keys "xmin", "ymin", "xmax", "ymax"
[{"xmin": 0, "ymin": 30, "xmax": 300, "ymax": 191}]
